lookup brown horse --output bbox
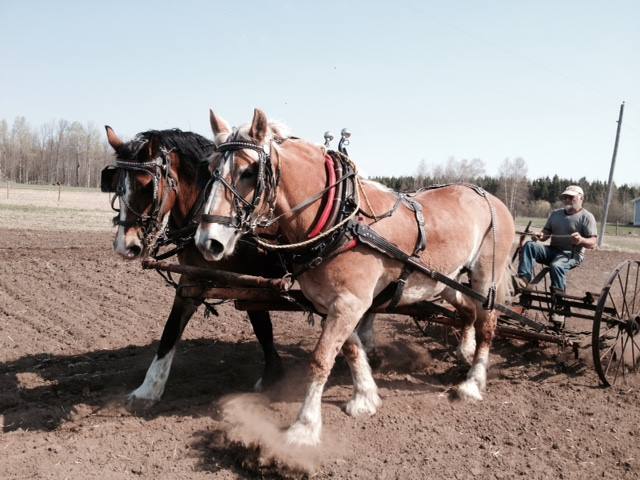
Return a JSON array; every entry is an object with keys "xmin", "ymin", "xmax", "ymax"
[
  {"xmin": 102, "ymin": 127, "xmax": 286, "ymax": 404},
  {"xmin": 195, "ymin": 109, "xmax": 515, "ymax": 446}
]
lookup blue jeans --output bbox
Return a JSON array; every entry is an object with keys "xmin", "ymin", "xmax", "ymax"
[{"xmin": 517, "ymin": 242, "xmax": 581, "ymax": 291}]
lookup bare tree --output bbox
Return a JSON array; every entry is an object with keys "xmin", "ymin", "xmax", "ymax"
[
  {"xmin": 499, "ymin": 157, "xmax": 528, "ymax": 216},
  {"xmin": 414, "ymin": 158, "xmax": 428, "ymax": 189},
  {"xmin": 0, "ymin": 119, "xmax": 8, "ymax": 181},
  {"xmin": 432, "ymin": 157, "xmax": 485, "ymax": 183},
  {"xmin": 54, "ymin": 119, "xmax": 69, "ymax": 184},
  {"xmin": 0, "ymin": 116, "xmax": 112, "ymax": 188}
]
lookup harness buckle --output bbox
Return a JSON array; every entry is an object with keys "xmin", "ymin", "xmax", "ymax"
[{"xmin": 309, "ymin": 257, "xmax": 323, "ymax": 268}]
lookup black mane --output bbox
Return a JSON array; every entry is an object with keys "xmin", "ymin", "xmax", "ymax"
[{"xmin": 117, "ymin": 129, "xmax": 214, "ymax": 179}]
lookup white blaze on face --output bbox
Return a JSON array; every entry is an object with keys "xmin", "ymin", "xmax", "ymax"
[
  {"xmin": 113, "ymin": 171, "xmax": 131, "ymax": 256},
  {"xmin": 113, "ymin": 171, "xmax": 143, "ymax": 258},
  {"xmin": 195, "ymin": 154, "xmax": 240, "ymax": 261}
]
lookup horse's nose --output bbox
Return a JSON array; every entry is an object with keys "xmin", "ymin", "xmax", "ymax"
[{"xmin": 206, "ymin": 239, "xmax": 224, "ymax": 257}]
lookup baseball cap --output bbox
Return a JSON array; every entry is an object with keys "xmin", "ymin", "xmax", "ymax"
[{"xmin": 561, "ymin": 185, "xmax": 584, "ymax": 197}]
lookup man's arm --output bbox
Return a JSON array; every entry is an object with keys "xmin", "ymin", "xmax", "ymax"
[{"xmin": 571, "ymin": 232, "xmax": 597, "ymax": 249}]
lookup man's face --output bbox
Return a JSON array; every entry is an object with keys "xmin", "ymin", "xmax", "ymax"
[{"xmin": 562, "ymin": 194, "xmax": 583, "ymax": 213}]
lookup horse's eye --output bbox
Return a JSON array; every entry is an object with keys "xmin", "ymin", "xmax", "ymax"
[{"xmin": 240, "ymin": 168, "xmax": 256, "ymax": 180}]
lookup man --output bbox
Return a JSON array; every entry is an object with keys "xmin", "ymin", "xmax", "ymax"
[{"xmin": 516, "ymin": 185, "xmax": 598, "ymax": 326}]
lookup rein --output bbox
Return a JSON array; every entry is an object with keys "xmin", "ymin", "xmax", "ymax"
[{"xmin": 202, "ymin": 135, "xmax": 360, "ymax": 251}]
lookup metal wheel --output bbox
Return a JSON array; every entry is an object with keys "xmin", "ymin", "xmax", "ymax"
[{"xmin": 592, "ymin": 260, "xmax": 640, "ymax": 386}]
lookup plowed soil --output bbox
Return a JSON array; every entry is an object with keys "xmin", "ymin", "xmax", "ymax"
[{"xmin": 1, "ymin": 228, "xmax": 639, "ymax": 479}]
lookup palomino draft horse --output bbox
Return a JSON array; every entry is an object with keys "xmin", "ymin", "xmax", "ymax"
[
  {"xmin": 102, "ymin": 127, "xmax": 286, "ymax": 404},
  {"xmin": 195, "ymin": 109, "xmax": 515, "ymax": 446}
]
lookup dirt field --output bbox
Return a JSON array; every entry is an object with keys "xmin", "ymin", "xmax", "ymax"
[{"xmin": 2, "ymin": 192, "xmax": 640, "ymax": 479}]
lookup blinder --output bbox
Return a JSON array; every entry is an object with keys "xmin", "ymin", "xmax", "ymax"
[{"xmin": 100, "ymin": 165, "xmax": 119, "ymax": 193}]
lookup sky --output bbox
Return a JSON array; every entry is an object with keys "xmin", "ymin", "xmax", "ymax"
[{"xmin": 1, "ymin": 0, "xmax": 638, "ymax": 182}]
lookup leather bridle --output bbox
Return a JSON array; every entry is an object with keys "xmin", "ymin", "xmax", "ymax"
[
  {"xmin": 200, "ymin": 135, "xmax": 278, "ymax": 233},
  {"xmin": 101, "ymin": 145, "xmax": 178, "ymax": 251}
]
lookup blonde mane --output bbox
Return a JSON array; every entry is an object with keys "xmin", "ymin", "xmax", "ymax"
[{"xmin": 220, "ymin": 121, "xmax": 291, "ymax": 145}]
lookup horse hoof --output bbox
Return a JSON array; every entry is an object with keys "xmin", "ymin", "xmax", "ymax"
[
  {"xmin": 345, "ymin": 391, "xmax": 382, "ymax": 417},
  {"xmin": 285, "ymin": 421, "xmax": 321, "ymax": 447},
  {"xmin": 456, "ymin": 380, "xmax": 483, "ymax": 401},
  {"xmin": 126, "ymin": 393, "xmax": 158, "ymax": 411}
]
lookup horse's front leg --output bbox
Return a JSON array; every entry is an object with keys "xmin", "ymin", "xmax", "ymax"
[
  {"xmin": 246, "ymin": 310, "xmax": 284, "ymax": 391},
  {"xmin": 128, "ymin": 291, "xmax": 198, "ymax": 407},
  {"xmin": 285, "ymin": 293, "xmax": 372, "ymax": 446}
]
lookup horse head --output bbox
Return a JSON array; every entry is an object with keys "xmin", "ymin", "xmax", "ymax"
[
  {"xmin": 196, "ymin": 108, "xmax": 292, "ymax": 261},
  {"xmin": 102, "ymin": 126, "xmax": 212, "ymax": 259}
]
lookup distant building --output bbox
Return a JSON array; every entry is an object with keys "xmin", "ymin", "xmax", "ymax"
[{"xmin": 634, "ymin": 197, "xmax": 640, "ymax": 226}]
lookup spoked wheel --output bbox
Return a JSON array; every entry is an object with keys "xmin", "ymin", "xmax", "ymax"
[{"xmin": 592, "ymin": 260, "xmax": 640, "ymax": 386}]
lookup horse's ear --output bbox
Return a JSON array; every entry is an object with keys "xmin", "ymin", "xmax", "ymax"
[
  {"xmin": 105, "ymin": 126, "xmax": 123, "ymax": 152},
  {"xmin": 249, "ymin": 108, "xmax": 268, "ymax": 144},
  {"xmin": 209, "ymin": 109, "xmax": 231, "ymax": 138},
  {"xmin": 147, "ymin": 137, "xmax": 159, "ymax": 158}
]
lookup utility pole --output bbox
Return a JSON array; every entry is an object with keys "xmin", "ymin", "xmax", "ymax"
[{"xmin": 598, "ymin": 102, "xmax": 625, "ymax": 248}]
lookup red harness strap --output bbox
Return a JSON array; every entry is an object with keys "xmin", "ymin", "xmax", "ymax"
[
  {"xmin": 337, "ymin": 237, "xmax": 358, "ymax": 252},
  {"xmin": 308, "ymin": 153, "xmax": 337, "ymax": 238}
]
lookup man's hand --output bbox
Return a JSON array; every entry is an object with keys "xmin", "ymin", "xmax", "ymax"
[
  {"xmin": 531, "ymin": 231, "xmax": 548, "ymax": 242},
  {"xmin": 570, "ymin": 232, "xmax": 583, "ymax": 246}
]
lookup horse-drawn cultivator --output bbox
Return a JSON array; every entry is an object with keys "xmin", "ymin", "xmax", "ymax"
[
  {"xmin": 102, "ymin": 110, "xmax": 639, "ymax": 446},
  {"xmin": 143, "ymin": 255, "xmax": 640, "ymax": 388}
]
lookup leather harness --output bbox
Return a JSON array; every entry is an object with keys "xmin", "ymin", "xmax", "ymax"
[{"xmin": 205, "ymin": 135, "xmax": 502, "ymax": 311}]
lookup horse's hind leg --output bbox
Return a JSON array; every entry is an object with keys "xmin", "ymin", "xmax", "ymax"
[
  {"xmin": 128, "ymin": 291, "xmax": 198, "ymax": 406},
  {"xmin": 356, "ymin": 312, "xmax": 380, "ymax": 367},
  {"xmin": 456, "ymin": 261, "xmax": 503, "ymax": 400},
  {"xmin": 342, "ymin": 332, "xmax": 381, "ymax": 417},
  {"xmin": 247, "ymin": 310, "xmax": 284, "ymax": 391},
  {"xmin": 440, "ymin": 287, "xmax": 477, "ymax": 365},
  {"xmin": 457, "ymin": 306, "xmax": 496, "ymax": 401}
]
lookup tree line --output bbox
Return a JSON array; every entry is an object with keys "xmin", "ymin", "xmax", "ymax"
[
  {"xmin": 1, "ymin": 117, "xmax": 637, "ymax": 223},
  {"xmin": 372, "ymin": 157, "xmax": 639, "ymax": 224},
  {"xmin": 0, "ymin": 117, "xmax": 111, "ymax": 188}
]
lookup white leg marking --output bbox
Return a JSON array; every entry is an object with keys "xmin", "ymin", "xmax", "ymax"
[
  {"xmin": 129, "ymin": 349, "xmax": 176, "ymax": 402},
  {"xmin": 285, "ymin": 380, "xmax": 325, "ymax": 446},
  {"xmin": 456, "ymin": 326, "xmax": 476, "ymax": 365},
  {"xmin": 457, "ymin": 347, "xmax": 489, "ymax": 401},
  {"xmin": 343, "ymin": 334, "xmax": 381, "ymax": 417}
]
